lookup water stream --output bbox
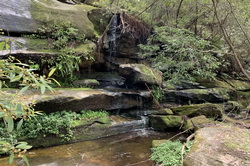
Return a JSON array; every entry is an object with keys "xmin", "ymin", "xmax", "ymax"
[{"xmin": 0, "ymin": 130, "xmax": 178, "ymax": 166}]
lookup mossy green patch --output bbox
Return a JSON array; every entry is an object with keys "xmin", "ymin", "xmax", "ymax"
[
  {"xmin": 172, "ymin": 103, "xmax": 223, "ymax": 118},
  {"xmin": 152, "ymin": 140, "xmax": 169, "ymax": 148},
  {"xmin": 149, "ymin": 115, "xmax": 182, "ymax": 130},
  {"xmin": 26, "ymin": 38, "xmax": 57, "ymax": 52},
  {"xmin": 31, "ymin": 0, "xmax": 96, "ymax": 38},
  {"xmin": 183, "ymin": 115, "xmax": 214, "ymax": 130}
]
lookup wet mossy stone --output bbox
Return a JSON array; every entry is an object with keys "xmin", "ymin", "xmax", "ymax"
[
  {"xmin": 152, "ymin": 140, "xmax": 169, "ymax": 148},
  {"xmin": 155, "ymin": 108, "xmax": 174, "ymax": 115},
  {"xmin": 172, "ymin": 103, "xmax": 223, "ymax": 119},
  {"xmin": 149, "ymin": 115, "xmax": 182, "ymax": 130},
  {"xmin": 183, "ymin": 115, "xmax": 214, "ymax": 131},
  {"xmin": 119, "ymin": 64, "xmax": 163, "ymax": 86}
]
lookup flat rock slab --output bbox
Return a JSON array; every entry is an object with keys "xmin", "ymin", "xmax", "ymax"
[
  {"xmin": 22, "ymin": 89, "xmax": 151, "ymax": 113},
  {"xmin": 184, "ymin": 125, "xmax": 250, "ymax": 166}
]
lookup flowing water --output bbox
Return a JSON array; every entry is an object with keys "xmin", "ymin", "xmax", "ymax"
[{"xmin": 0, "ymin": 130, "xmax": 178, "ymax": 166}]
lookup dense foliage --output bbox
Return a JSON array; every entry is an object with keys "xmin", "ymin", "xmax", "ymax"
[
  {"xmin": 15, "ymin": 110, "xmax": 109, "ymax": 141},
  {"xmin": 151, "ymin": 141, "xmax": 192, "ymax": 166},
  {"xmin": 140, "ymin": 26, "xmax": 221, "ymax": 84},
  {"xmin": 32, "ymin": 22, "xmax": 93, "ymax": 79},
  {"xmin": 0, "ymin": 57, "xmax": 57, "ymax": 165}
]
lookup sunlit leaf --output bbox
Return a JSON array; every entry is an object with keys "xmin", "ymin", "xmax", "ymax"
[
  {"xmin": 16, "ymin": 143, "xmax": 32, "ymax": 150},
  {"xmin": 17, "ymin": 119, "xmax": 24, "ymax": 130},
  {"xmin": 48, "ymin": 68, "xmax": 56, "ymax": 78},
  {"xmin": 40, "ymin": 84, "xmax": 46, "ymax": 94}
]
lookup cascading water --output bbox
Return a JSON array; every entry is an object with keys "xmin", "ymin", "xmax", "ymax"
[{"xmin": 107, "ymin": 13, "xmax": 120, "ymax": 64}]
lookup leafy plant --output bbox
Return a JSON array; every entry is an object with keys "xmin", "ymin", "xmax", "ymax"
[
  {"xmin": 151, "ymin": 140, "xmax": 192, "ymax": 166},
  {"xmin": 139, "ymin": 26, "xmax": 221, "ymax": 85},
  {"xmin": 16, "ymin": 110, "xmax": 109, "ymax": 142},
  {"xmin": 34, "ymin": 21, "xmax": 86, "ymax": 49},
  {"xmin": 0, "ymin": 57, "xmax": 59, "ymax": 165}
]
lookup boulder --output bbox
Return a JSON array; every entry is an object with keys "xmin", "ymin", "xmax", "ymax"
[
  {"xmin": 172, "ymin": 103, "xmax": 223, "ymax": 119},
  {"xmin": 21, "ymin": 89, "xmax": 151, "ymax": 113},
  {"xmin": 163, "ymin": 88, "xmax": 230, "ymax": 104},
  {"xmin": 184, "ymin": 126, "xmax": 250, "ymax": 166},
  {"xmin": 0, "ymin": 0, "xmax": 95, "ymax": 38},
  {"xmin": 119, "ymin": 64, "xmax": 163, "ymax": 86},
  {"xmin": 183, "ymin": 115, "xmax": 214, "ymax": 130},
  {"xmin": 149, "ymin": 115, "xmax": 182, "ymax": 130}
]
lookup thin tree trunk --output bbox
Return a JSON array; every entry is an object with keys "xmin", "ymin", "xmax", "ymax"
[
  {"xmin": 212, "ymin": 0, "xmax": 250, "ymax": 81},
  {"xmin": 226, "ymin": 0, "xmax": 250, "ymax": 45},
  {"xmin": 176, "ymin": 0, "xmax": 185, "ymax": 27}
]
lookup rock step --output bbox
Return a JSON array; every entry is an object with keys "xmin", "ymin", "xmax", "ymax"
[{"xmin": 21, "ymin": 89, "xmax": 151, "ymax": 113}]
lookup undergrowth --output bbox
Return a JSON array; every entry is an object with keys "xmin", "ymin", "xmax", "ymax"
[
  {"xmin": 0, "ymin": 110, "xmax": 109, "ymax": 143},
  {"xmin": 151, "ymin": 140, "xmax": 192, "ymax": 166}
]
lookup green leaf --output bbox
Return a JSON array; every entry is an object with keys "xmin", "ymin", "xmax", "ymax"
[
  {"xmin": 5, "ymin": 43, "xmax": 10, "ymax": 50},
  {"xmin": 6, "ymin": 116, "xmax": 14, "ymax": 133},
  {"xmin": 50, "ymin": 78, "xmax": 61, "ymax": 86},
  {"xmin": 0, "ymin": 42, "xmax": 5, "ymax": 50},
  {"xmin": 0, "ymin": 111, "xmax": 5, "ymax": 118},
  {"xmin": 9, "ymin": 153, "xmax": 14, "ymax": 165},
  {"xmin": 40, "ymin": 85, "xmax": 46, "ymax": 94},
  {"xmin": 17, "ymin": 119, "xmax": 24, "ymax": 130},
  {"xmin": 48, "ymin": 68, "xmax": 56, "ymax": 78},
  {"xmin": 16, "ymin": 143, "xmax": 32, "ymax": 150},
  {"xmin": 16, "ymin": 104, "xmax": 23, "ymax": 113},
  {"xmin": 22, "ymin": 155, "xmax": 30, "ymax": 166},
  {"xmin": 19, "ymin": 86, "xmax": 30, "ymax": 94}
]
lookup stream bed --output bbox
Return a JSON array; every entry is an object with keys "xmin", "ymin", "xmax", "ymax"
[{"xmin": 0, "ymin": 130, "xmax": 178, "ymax": 166}]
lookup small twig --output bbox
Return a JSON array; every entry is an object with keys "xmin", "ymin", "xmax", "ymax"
[
  {"xmin": 181, "ymin": 133, "xmax": 195, "ymax": 166},
  {"xmin": 169, "ymin": 128, "xmax": 192, "ymax": 141}
]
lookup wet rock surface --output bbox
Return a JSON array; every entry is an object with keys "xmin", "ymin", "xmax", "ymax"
[{"xmin": 22, "ymin": 89, "xmax": 151, "ymax": 113}]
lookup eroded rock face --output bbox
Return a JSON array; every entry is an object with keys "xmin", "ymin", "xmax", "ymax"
[
  {"xmin": 22, "ymin": 89, "xmax": 151, "ymax": 113},
  {"xmin": 184, "ymin": 126, "xmax": 250, "ymax": 166},
  {"xmin": 119, "ymin": 64, "xmax": 163, "ymax": 87}
]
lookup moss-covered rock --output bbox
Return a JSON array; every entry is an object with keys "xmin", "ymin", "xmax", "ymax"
[
  {"xmin": 183, "ymin": 115, "xmax": 214, "ymax": 131},
  {"xmin": 155, "ymin": 108, "xmax": 174, "ymax": 115},
  {"xmin": 172, "ymin": 103, "xmax": 223, "ymax": 119},
  {"xmin": 152, "ymin": 140, "xmax": 169, "ymax": 148},
  {"xmin": 119, "ymin": 64, "xmax": 163, "ymax": 86},
  {"xmin": 149, "ymin": 115, "xmax": 182, "ymax": 130}
]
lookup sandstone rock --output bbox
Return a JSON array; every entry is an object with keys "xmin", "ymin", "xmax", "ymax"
[
  {"xmin": 21, "ymin": 89, "xmax": 151, "ymax": 113},
  {"xmin": 119, "ymin": 64, "xmax": 163, "ymax": 86},
  {"xmin": 184, "ymin": 125, "xmax": 250, "ymax": 166},
  {"xmin": 149, "ymin": 115, "xmax": 182, "ymax": 130},
  {"xmin": 0, "ymin": 0, "xmax": 95, "ymax": 38},
  {"xmin": 172, "ymin": 103, "xmax": 223, "ymax": 118},
  {"xmin": 163, "ymin": 88, "xmax": 230, "ymax": 104}
]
